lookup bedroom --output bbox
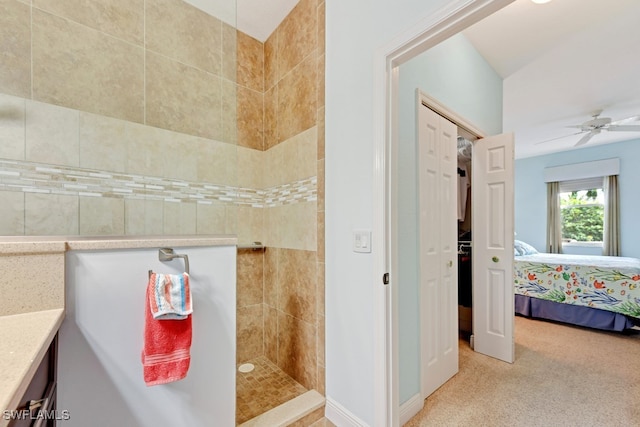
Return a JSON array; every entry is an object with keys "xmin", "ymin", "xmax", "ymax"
[
  {"xmin": 502, "ymin": 0, "xmax": 640, "ymax": 331},
  {"xmin": 395, "ymin": 0, "xmax": 640, "ymax": 419}
]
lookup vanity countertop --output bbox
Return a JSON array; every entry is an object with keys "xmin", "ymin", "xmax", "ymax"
[
  {"xmin": 0, "ymin": 235, "xmax": 237, "ymax": 254},
  {"xmin": 0, "ymin": 308, "xmax": 64, "ymax": 426},
  {"xmin": 64, "ymin": 234, "xmax": 237, "ymax": 251},
  {"xmin": 0, "ymin": 238, "xmax": 67, "ymax": 255}
]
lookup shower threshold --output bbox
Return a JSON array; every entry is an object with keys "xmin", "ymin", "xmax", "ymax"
[{"xmin": 239, "ymin": 389, "xmax": 325, "ymax": 427}]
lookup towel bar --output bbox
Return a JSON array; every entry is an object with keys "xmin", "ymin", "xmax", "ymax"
[{"xmin": 153, "ymin": 247, "xmax": 190, "ymax": 275}]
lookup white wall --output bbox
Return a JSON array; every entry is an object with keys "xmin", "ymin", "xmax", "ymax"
[{"xmin": 325, "ymin": 0, "xmax": 462, "ymax": 424}]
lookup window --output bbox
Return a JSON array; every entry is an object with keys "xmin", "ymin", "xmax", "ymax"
[
  {"xmin": 545, "ymin": 159, "xmax": 619, "ymax": 254},
  {"xmin": 558, "ymin": 177, "xmax": 604, "ymax": 246}
]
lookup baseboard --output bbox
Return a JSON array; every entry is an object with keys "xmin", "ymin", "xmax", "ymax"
[
  {"xmin": 325, "ymin": 397, "xmax": 368, "ymax": 427},
  {"xmin": 399, "ymin": 393, "xmax": 424, "ymax": 426}
]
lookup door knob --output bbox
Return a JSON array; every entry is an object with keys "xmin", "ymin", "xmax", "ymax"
[
  {"xmin": 448, "ymin": 260, "xmax": 453, "ymax": 267},
  {"xmin": 492, "ymin": 256, "xmax": 499, "ymax": 263}
]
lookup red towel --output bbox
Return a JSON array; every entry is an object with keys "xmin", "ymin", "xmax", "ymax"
[{"xmin": 142, "ymin": 274, "xmax": 192, "ymax": 386}]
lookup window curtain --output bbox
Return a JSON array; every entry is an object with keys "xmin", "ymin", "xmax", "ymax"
[
  {"xmin": 603, "ymin": 175, "xmax": 620, "ymax": 256},
  {"xmin": 546, "ymin": 181, "xmax": 563, "ymax": 253}
]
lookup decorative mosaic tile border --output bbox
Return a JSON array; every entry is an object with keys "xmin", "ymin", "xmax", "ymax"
[{"xmin": 0, "ymin": 159, "xmax": 316, "ymax": 208}]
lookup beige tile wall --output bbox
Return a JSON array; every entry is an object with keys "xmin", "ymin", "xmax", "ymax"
[
  {"xmin": 0, "ymin": 94, "xmax": 240, "ymax": 236},
  {"xmin": 146, "ymin": 0, "xmax": 223, "ymax": 75},
  {"xmin": 124, "ymin": 199, "xmax": 164, "ymax": 235},
  {"xmin": 0, "ymin": 0, "xmax": 31, "ymax": 98},
  {"xmin": 0, "ymin": 0, "xmax": 326, "ymax": 400},
  {"xmin": 237, "ymin": 30, "xmax": 264, "ymax": 151},
  {"xmin": 25, "ymin": 193, "xmax": 79, "ymax": 235},
  {"xmin": 236, "ymin": 248, "xmax": 265, "ymax": 363},
  {"xmin": 3, "ymin": 0, "xmax": 236, "ymax": 141},
  {"xmin": 33, "ymin": 0, "xmax": 144, "ymax": 45},
  {"xmin": 31, "ymin": 8, "xmax": 145, "ymax": 123},
  {"xmin": 26, "ymin": 101, "xmax": 80, "ymax": 166},
  {"xmin": 79, "ymin": 197, "xmax": 125, "ymax": 235},
  {"xmin": 0, "ymin": 93, "xmax": 26, "ymax": 160},
  {"xmin": 0, "ymin": 0, "xmax": 244, "ymax": 236},
  {"xmin": 236, "ymin": 0, "xmax": 326, "ymax": 396},
  {"xmin": 0, "ymin": 191, "xmax": 25, "ymax": 235},
  {"xmin": 145, "ymin": 51, "xmax": 223, "ymax": 140}
]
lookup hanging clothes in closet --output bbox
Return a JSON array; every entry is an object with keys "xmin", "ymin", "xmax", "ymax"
[{"xmin": 457, "ymin": 137, "xmax": 472, "ymax": 222}]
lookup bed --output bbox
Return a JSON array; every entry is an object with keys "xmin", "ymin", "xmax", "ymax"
[{"xmin": 513, "ymin": 244, "xmax": 640, "ymax": 331}]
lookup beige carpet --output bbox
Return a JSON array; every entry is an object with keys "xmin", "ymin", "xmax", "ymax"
[{"xmin": 405, "ymin": 316, "xmax": 640, "ymax": 426}]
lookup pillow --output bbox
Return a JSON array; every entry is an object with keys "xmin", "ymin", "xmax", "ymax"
[{"xmin": 514, "ymin": 240, "xmax": 538, "ymax": 256}]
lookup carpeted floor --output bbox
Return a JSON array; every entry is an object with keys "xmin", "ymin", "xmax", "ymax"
[{"xmin": 405, "ymin": 316, "xmax": 640, "ymax": 426}]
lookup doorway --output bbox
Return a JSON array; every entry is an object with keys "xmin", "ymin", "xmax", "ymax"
[{"xmin": 372, "ymin": 1, "xmax": 518, "ymax": 424}]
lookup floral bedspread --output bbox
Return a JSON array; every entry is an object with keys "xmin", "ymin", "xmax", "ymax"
[{"xmin": 514, "ymin": 253, "xmax": 640, "ymax": 320}]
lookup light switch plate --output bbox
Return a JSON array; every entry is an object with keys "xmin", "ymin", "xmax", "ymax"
[{"xmin": 353, "ymin": 229, "xmax": 372, "ymax": 253}]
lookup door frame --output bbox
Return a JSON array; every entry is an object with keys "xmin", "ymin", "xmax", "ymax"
[
  {"xmin": 419, "ymin": 91, "xmax": 487, "ymax": 139},
  {"xmin": 372, "ymin": 0, "xmax": 516, "ymax": 425}
]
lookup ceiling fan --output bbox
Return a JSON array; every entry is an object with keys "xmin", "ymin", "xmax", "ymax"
[{"xmin": 537, "ymin": 111, "xmax": 640, "ymax": 146}]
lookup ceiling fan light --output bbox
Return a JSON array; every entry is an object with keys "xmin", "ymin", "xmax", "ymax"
[{"xmin": 531, "ymin": 0, "xmax": 552, "ymax": 4}]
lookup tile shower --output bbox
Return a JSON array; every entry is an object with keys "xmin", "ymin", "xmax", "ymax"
[
  {"xmin": 0, "ymin": 0, "xmax": 325, "ymax": 424},
  {"xmin": 235, "ymin": 0, "xmax": 326, "ymax": 422}
]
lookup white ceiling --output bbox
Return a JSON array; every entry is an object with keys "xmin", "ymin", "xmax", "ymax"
[
  {"xmin": 237, "ymin": 0, "xmax": 299, "ymax": 42},
  {"xmin": 462, "ymin": 0, "xmax": 640, "ymax": 158},
  {"xmin": 192, "ymin": 0, "xmax": 640, "ymax": 159},
  {"xmin": 185, "ymin": 0, "xmax": 297, "ymax": 42}
]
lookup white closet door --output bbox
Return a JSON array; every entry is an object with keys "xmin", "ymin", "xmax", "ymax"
[
  {"xmin": 418, "ymin": 103, "xmax": 458, "ymax": 398},
  {"xmin": 472, "ymin": 132, "xmax": 515, "ymax": 363}
]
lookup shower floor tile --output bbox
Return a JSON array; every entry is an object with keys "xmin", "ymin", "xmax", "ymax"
[{"xmin": 236, "ymin": 356, "xmax": 308, "ymax": 425}]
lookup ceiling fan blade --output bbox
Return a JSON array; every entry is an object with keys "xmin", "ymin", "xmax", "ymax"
[
  {"xmin": 606, "ymin": 125, "xmax": 640, "ymax": 132},
  {"xmin": 575, "ymin": 131, "xmax": 595, "ymax": 146},
  {"xmin": 610, "ymin": 115, "xmax": 640, "ymax": 125},
  {"xmin": 535, "ymin": 131, "xmax": 585, "ymax": 145}
]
